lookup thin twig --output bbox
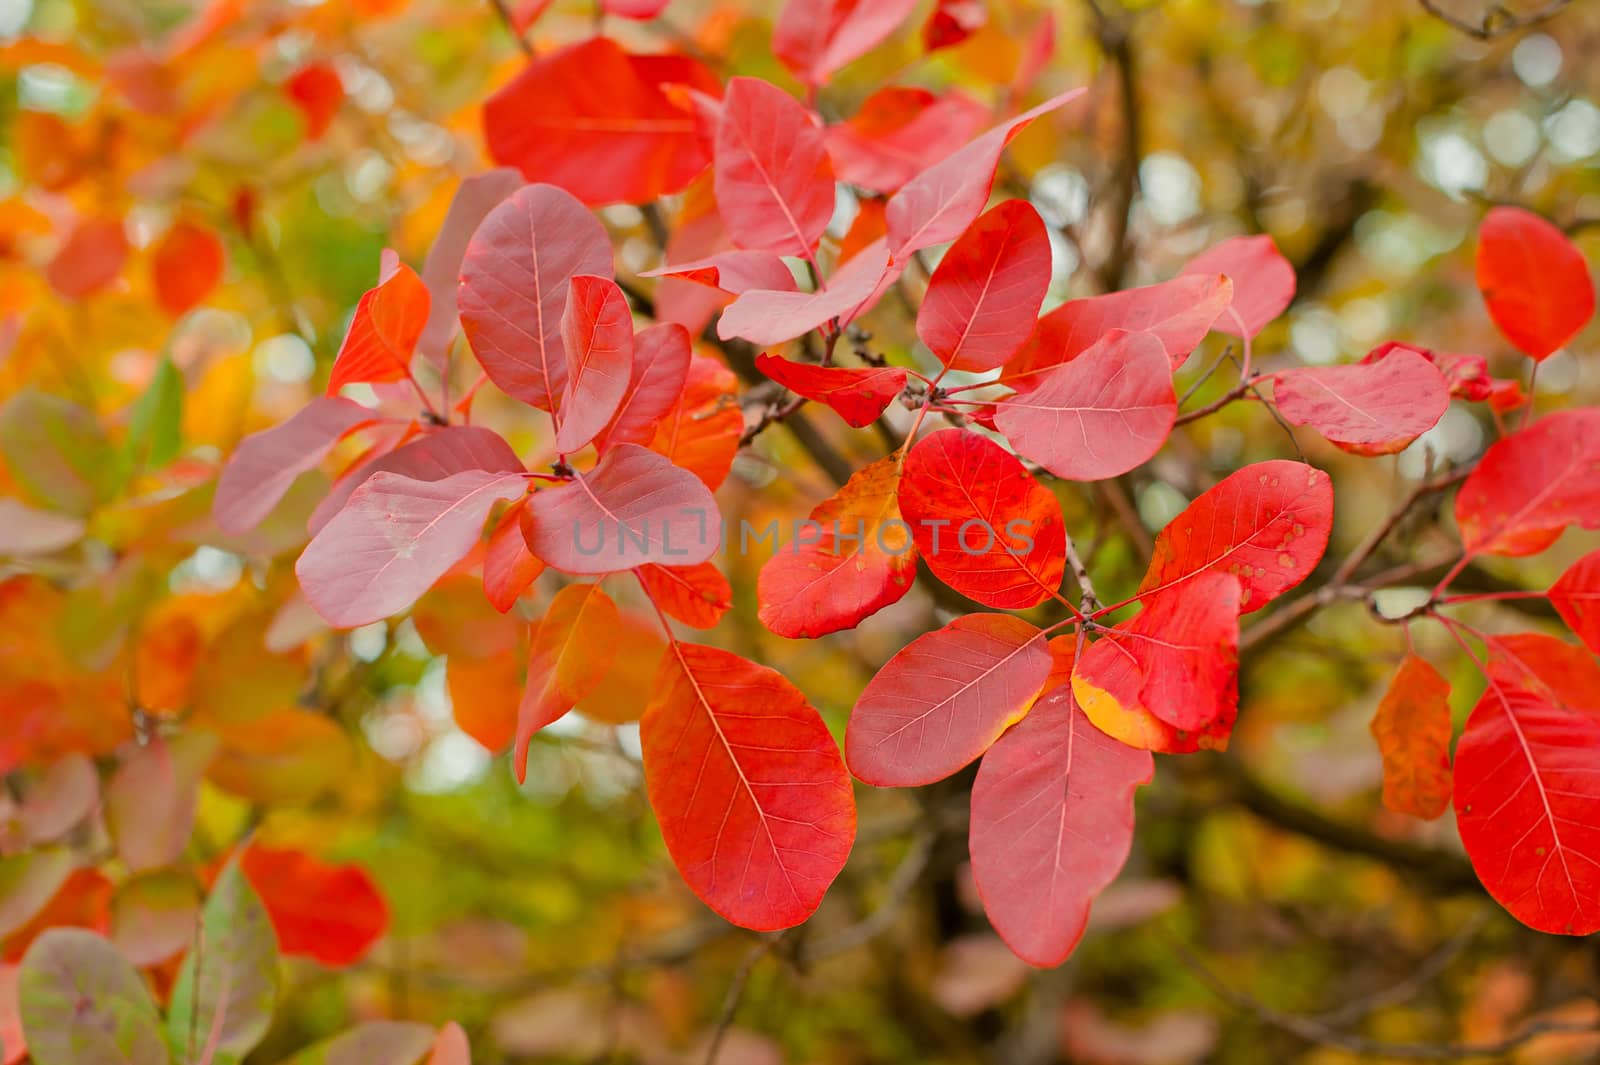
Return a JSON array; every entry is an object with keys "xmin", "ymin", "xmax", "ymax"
[
  {"xmin": 486, "ymin": 0, "xmax": 536, "ymax": 58},
  {"xmin": 1164, "ymin": 926, "xmax": 1598, "ymax": 1059},
  {"xmin": 702, "ymin": 934, "xmax": 782, "ymax": 1065},
  {"xmin": 1417, "ymin": 0, "xmax": 1572, "ymax": 39}
]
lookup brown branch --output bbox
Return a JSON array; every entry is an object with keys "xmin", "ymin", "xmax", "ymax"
[
  {"xmin": 702, "ymin": 934, "xmax": 782, "ymax": 1065},
  {"xmin": 486, "ymin": 0, "xmax": 535, "ymax": 58},
  {"xmin": 1165, "ymin": 926, "xmax": 1599, "ymax": 1059}
]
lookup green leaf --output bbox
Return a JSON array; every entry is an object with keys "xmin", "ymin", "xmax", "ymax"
[
  {"xmin": 0, "ymin": 389, "xmax": 121, "ymax": 515},
  {"xmin": 274, "ymin": 1022, "xmax": 436, "ymax": 1065},
  {"xmin": 166, "ymin": 855, "xmax": 278, "ymax": 1065},
  {"xmin": 18, "ymin": 928, "xmax": 170, "ymax": 1065},
  {"xmin": 126, "ymin": 359, "xmax": 184, "ymax": 472},
  {"xmin": 0, "ymin": 846, "xmax": 74, "ymax": 937}
]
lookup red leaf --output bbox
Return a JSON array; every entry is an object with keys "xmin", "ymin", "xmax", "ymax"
[
  {"xmin": 772, "ymin": 0, "xmax": 921, "ymax": 89},
  {"xmin": 1476, "ymin": 206, "xmax": 1595, "ymax": 361},
  {"xmin": 640, "ymin": 250, "xmax": 797, "ymax": 295},
  {"xmin": 754, "ymin": 352, "xmax": 905, "ymax": 428},
  {"xmin": 1550, "ymin": 548, "xmax": 1600, "ymax": 654},
  {"xmin": 823, "ymin": 87, "xmax": 989, "ymax": 194},
  {"xmin": 917, "ymin": 200, "xmax": 1051, "ymax": 372},
  {"xmin": 150, "ymin": 219, "xmax": 225, "ymax": 317},
  {"xmin": 1001, "ymin": 273, "xmax": 1232, "ymax": 389},
  {"xmin": 596, "ymin": 322, "xmax": 692, "ymax": 453},
  {"xmin": 1370, "ymin": 654, "xmax": 1453, "ymax": 820},
  {"xmin": 885, "ymin": 90, "xmax": 1083, "ymax": 261},
  {"xmin": 641, "ymin": 643, "xmax": 856, "ymax": 930},
  {"xmin": 240, "ymin": 846, "xmax": 388, "ymax": 967},
  {"xmin": 458, "ymin": 183, "xmax": 613, "ymax": 410},
  {"xmin": 648, "ymin": 355, "xmax": 742, "ymax": 490},
  {"xmin": 46, "ymin": 216, "xmax": 128, "ymax": 300},
  {"xmin": 554, "ymin": 275, "xmax": 634, "ymax": 454},
  {"xmin": 897, "ymin": 429, "xmax": 1066, "ymax": 609},
  {"xmin": 847, "ymin": 614, "xmax": 1052, "ymax": 786},
  {"xmin": 1272, "ymin": 347, "xmax": 1450, "ymax": 455},
  {"xmin": 1138, "ymin": 459, "xmax": 1333, "ymax": 613},
  {"xmin": 483, "ymin": 499, "xmax": 544, "ymax": 613},
  {"xmin": 756, "ymin": 452, "xmax": 917, "ymax": 638},
  {"xmin": 924, "ymin": 0, "xmax": 986, "ymax": 51},
  {"xmin": 285, "ymin": 62, "xmax": 343, "ymax": 141},
  {"xmin": 1454, "ymin": 409, "xmax": 1600, "ymax": 558},
  {"xmin": 213, "ymin": 396, "xmax": 375, "ymax": 534},
  {"xmin": 602, "ymin": 0, "xmax": 670, "ymax": 16},
  {"xmin": 1454, "ymin": 633, "xmax": 1600, "ymax": 935},
  {"xmin": 417, "ymin": 168, "xmax": 524, "ymax": 369},
  {"xmin": 636, "ymin": 561, "xmax": 732, "ymax": 629},
  {"xmin": 514, "ymin": 583, "xmax": 619, "ymax": 780},
  {"xmin": 522, "ymin": 444, "xmax": 720, "ymax": 574},
  {"xmin": 1073, "ymin": 572, "xmax": 1240, "ymax": 734},
  {"xmin": 483, "ymin": 38, "xmax": 717, "ymax": 206},
  {"xmin": 327, "ymin": 259, "xmax": 430, "ymax": 395},
  {"xmin": 970, "ymin": 679, "xmax": 1153, "ymax": 967},
  {"xmin": 994, "ymin": 329, "xmax": 1175, "ymax": 481},
  {"xmin": 297, "ymin": 469, "xmax": 528, "ymax": 627},
  {"xmin": 1181, "ymin": 234, "xmax": 1295, "ymax": 338},
  {"xmin": 713, "ymin": 77, "xmax": 835, "ymax": 258},
  {"xmin": 717, "ymin": 237, "xmax": 899, "ymax": 345},
  {"xmin": 309, "ymin": 424, "xmax": 524, "ymax": 535}
]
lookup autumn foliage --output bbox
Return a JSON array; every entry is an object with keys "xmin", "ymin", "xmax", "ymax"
[{"xmin": 3, "ymin": 0, "xmax": 1600, "ymax": 1061}]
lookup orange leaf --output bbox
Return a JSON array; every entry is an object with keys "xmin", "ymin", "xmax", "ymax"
[
  {"xmin": 514, "ymin": 583, "xmax": 620, "ymax": 780},
  {"xmin": 326, "ymin": 258, "xmax": 429, "ymax": 395},
  {"xmin": 1370, "ymin": 654, "xmax": 1453, "ymax": 820},
  {"xmin": 757, "ymin": 452, "xmax": 918, "ymax": 638},
  {"xmin": 285, "ymin": 62, "xmax": 343, "ymax": 141}
]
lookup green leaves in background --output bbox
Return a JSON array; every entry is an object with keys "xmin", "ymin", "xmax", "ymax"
[{"xmin": 126, "ymin": 357, "xmax": 184, "ymax": 474}]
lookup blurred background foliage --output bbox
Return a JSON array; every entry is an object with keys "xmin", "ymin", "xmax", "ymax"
[{"xmin": 1, "ymin": 0, "xmax": 1599, "ymax": 1062}]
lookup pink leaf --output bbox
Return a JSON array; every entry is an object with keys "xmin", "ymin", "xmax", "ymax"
[
  {"xmin": 483, "ymin": 499, "xmax": 545, "ymax": 613},
  {"xmin": 754, "ymin": 352, "xmax": 906, "ymax": 428},
  {"xmin": 993, "ymin": 329, "xmax": 1175, "ymax": 481},
  {"xmin": 917, "ymin": 200, "xmax": 1050, "ymax": 372},
  {"xmin": 602, "ymin": 0, "xmax": 671, "ymax": 15},
  {"xmin": 1002, "ymin": 273, "xmax": 1232, "ymax": 389},
  {"xmin": 885, "ymin": 89, "xmax": 1084, "ymax": 261},
  {"xmin": 555, "ymin": 275, "xmax": 634, "ymax": 454},
  {"xmin": 417, "ymin": 168, "xmax": 524, "ymax": 369},
  {"xmin": 522, "ymin": 444, "xmax": 720, "ymax": 574},
  {"xmin": 1180, "ymin": 234, "xmax": 1295, "ymax": 338},
  {"xmin": 969, "ymin": 680, "xmax": 1152, "ymax": 967},
  {"xmin": 1272, "ymin": 347, "xmax": 1450, "ymax": 455},
  {"xmin": 595, "ymin": 322, "xmax": 693, "ymax": 452},
  {"xmin": 717, "ymin": 237, "xmax": 900, "ymax": 344},
  {"xmin": 297, "ymin": 469, "xmax": 528, "ymax": 628},
  {"xmin": 847, "ymin": 614, "xmax": 1052, "ymax": 787},
  {"xmin": 640, "ymin": 250, "xmax": 797, "ymax": 295},
  {"xmin": 772, "ymin": 0, "xmax": 922, "ymax": 88},
  {"xmin": 309, "ymin": 425, "xmax": 524, "ymax": 535},
  {"xmin": 458, "ymin": 183, "xmax": 612, "ymax": 411},
  {"xmin": 213, "ymin": 396, "xmax": 375, "ymax": 535},
  {"xmin": 711, "ymin": 77, "xmax": 836, "ymax": 258}
]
